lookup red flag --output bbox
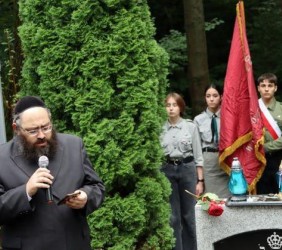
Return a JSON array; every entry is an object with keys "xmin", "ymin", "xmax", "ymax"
[{"xmin": 219, "ymin": 1, "xmax": 266, "ymax": 193}]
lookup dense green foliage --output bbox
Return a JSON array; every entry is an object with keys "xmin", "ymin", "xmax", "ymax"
[
  {"xmin": 250, "ymin": 0, "xmax": 282, "ymax": 82},
  {"xmin": 205, "ymin": 0, "xmax": 282, "ymax": 91},
  {"xmin": 149, "ymin": 0, "xmax": 282, "ymax": 98},
  {"xmin": 0, "ymin": 0, "xmax": 22, "ymax": 139},
  {"xmin": 158, "ymin": 30, "xmax": 188, "ymax": 95},
  {"xmin": 3, "ymin": 1, "xmax": 282, "ymax": 117},
  {"xmin": 18, "ymin": 0, "xmax": 173, "ymax": 249}
]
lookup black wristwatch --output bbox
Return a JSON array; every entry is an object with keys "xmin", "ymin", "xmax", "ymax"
[{"xmin": 197, "ymin": 179, "xmax": 204, "ymax": 183}]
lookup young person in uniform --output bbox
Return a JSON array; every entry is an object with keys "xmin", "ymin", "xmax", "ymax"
[
  {"xmin": 257, "ymin": 73, "xmax": 282, "ymax": 194},
  {"xmin": 160, "ymin": 92, "xmax": 204, "ymax": 250},
  {"xmin": 194, "ymin": 84, "xmax": 231, "ymax": 198}
]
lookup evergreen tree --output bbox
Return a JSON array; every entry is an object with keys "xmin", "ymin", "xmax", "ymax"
[
  {"xmin": 18, "ymin": 0, "xmax": 174, "ymax": 249},
  {"xmin": 250, "ymin": 0, "xmax": 282, "ymax": 83}
]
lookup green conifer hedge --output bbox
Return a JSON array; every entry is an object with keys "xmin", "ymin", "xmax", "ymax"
[{"xmin": 18, "ymin": 0, "xmax": 174, "ymax": 249}]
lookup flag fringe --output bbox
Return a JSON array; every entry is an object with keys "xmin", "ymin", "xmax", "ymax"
[
  {"xmin": 219, "ymin": 132, "xmax": 266, "ymax": 193},
  {"xmin": 219, "ymin": 132, "xmax": 252, "ymax": 175},
  {"xmin": 237, "ymin": 1, "xmax": 246, "ymax": 55},
  {"xmin": 250, "ymin": 136, "xmax": 266, "ymax": 193}
]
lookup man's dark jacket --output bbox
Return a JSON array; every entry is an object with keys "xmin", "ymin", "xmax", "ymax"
[{"xmin": 0, "ymin": 133, "xmax": 105, "ymax": 250}]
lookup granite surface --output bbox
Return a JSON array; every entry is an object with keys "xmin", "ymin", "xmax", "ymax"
[{"xmin": 195, "ymin": 204, "xmax": 282, "ymax": 250}]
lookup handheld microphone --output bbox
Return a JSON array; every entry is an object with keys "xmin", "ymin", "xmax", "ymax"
[{"xmin": 38, "ymin": 155, "xmax": 53, "ymax": 204}]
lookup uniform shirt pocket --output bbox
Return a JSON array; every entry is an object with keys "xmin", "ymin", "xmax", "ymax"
[
  {"xmin": 161, "ymin": 142, "xmax": 173, "ymax": 155},
  {"xmin": 179, "ymin": 136, "xmax": 192, "ymax": 152},
  {"xmin": 199, "ymin": 126, "xmax": 212, "ymax": 142}
]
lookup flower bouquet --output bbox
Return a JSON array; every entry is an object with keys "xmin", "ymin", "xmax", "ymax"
[{"xmin": 185, "ymin": 190, "xmax": 225, "ymax": 216}]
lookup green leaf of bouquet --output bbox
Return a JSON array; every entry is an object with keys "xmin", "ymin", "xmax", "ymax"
[
  {"xmin": 201, "ymin": 202, "xmax": 210, "ymax": 211},
  {"xmin": 202, "ymin": 193, "xmax": 219, "ymax": 201}
]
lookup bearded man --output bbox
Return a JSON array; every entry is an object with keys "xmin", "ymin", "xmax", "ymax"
[{"xmin": 0, "ymin": 96, "xmax": 105, "ymax": 250}]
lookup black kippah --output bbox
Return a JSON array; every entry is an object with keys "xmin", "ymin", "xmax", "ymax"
[{"xmin": 14, "ymin": 96, "xmax": 46, "ymax": 115}]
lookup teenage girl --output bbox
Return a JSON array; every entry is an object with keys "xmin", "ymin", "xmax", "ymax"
[{"xmin": 194, "ymin": 84, "xmax": 231, "ymax": 198}]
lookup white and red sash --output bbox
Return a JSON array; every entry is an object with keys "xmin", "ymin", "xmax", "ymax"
[{"xmin": 258, "ymin": 98, "xmax": 282, "ymax": 139}]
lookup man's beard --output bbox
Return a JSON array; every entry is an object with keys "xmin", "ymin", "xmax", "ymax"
[{"xmin": 16, "ymin": 131, "xmax": 58, "ymax": 163}]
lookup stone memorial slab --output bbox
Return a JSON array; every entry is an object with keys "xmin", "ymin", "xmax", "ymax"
[
  {"xmin": 214, "ymin": 229, "xmax": 282, "ymax": 250},
  {"xmin": 195, "ymin": 197, "xmax": 282, "ymax": 250}
]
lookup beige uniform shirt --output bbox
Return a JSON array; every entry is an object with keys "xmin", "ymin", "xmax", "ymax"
[
  {"xmin": 160, "ymin": 118, "xmax": 203, "ymax": 167},
  {"xmin": 193, "ymin": 108, "xmax": 220, "ymax": 149}
]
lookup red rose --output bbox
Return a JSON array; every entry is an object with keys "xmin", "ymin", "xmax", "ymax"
[{"xmin": 207, "ymin": 202, "xmax": 224, "ymax": 216}]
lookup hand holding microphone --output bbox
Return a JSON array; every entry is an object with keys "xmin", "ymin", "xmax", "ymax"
[
  {"xmin": 26, "ymin": 156, "xmax": 54, "ymax": 202},
  {"xmin": 38, "ymin": 156, "xmax": 53, "ymax": 203}
]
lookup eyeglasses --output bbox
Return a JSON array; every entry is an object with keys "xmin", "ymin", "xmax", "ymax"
[{"xmin": 19, "ymin": 123, "xmax": 53, "ymax": 137}]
